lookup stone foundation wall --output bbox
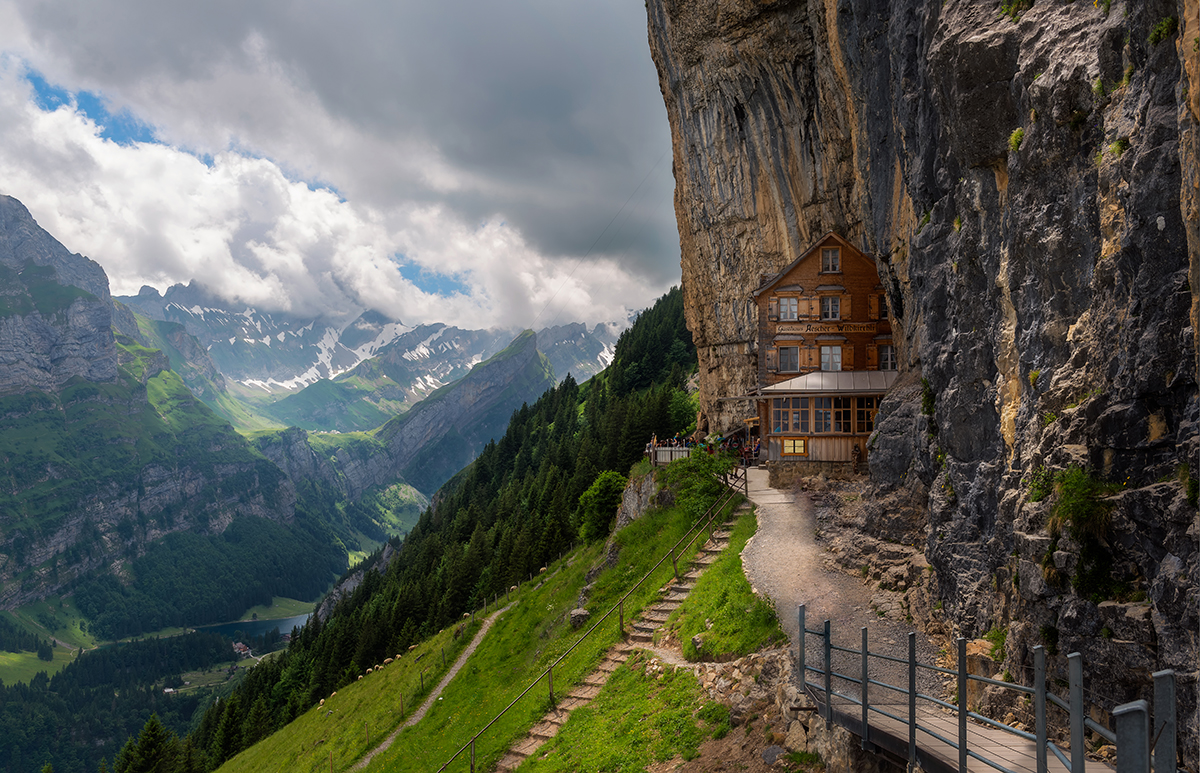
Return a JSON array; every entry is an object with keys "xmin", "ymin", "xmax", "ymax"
[{"xmin": 768, "ymin": 460, "xmax": 860, "ymax": 488}]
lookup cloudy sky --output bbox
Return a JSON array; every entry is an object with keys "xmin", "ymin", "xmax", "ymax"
[{"xmin": 0, "ymin": 0, "xmax": 678, "ymax": 329}]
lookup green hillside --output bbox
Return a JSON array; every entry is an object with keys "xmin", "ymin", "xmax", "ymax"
[
  {"xmin": 176, "ymin": 288, "xmax": 697, "ymax": 769},
  {"xmin": 219, "ymin": 468, "xmax": 745, "ymax": 773}
]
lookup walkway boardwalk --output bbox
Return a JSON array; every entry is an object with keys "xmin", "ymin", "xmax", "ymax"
[{"xmin": 741, "ymin": 468, "xmax": 1110, "ymax": 773}]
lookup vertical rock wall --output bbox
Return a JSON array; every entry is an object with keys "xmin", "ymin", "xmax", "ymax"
[{"xmin": 647, "ymin": 0, "xmax": 1198, "ymax": 764}]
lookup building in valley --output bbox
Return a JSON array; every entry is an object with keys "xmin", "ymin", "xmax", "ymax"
[{"xmin": 752, "ymin": 232, "xmax": 896, "ymax": 475}]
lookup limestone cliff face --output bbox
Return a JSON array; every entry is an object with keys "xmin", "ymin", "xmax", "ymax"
[
  {"xmin": 0, "ymin": 197, "xmax": 295, "ymax": 609},
  {"xmin": 648, "ymin": 0, "xmax": 1197, "ymax": 761},
  {"xmin": 0, "ymin": 196, "xmax": 117, "ymax": 394}
]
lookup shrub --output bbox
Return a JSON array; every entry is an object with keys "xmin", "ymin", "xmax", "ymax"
[
  {"xmin": 953, "ymin": 216, "xmax": 962, "ymax": 232},
  {"xmin": 1000, "ymin": 0, "xmax": 1030, "ymax": 21},
  {"xmin": 1040, "ymin": 625, "xmax": 1059, "ymax": 655},
  {"xmin": 984, "ymin": 627, "xmax": 1007, "ymax": 661},
  {"xmin": 1009, "ymin": 128, "xmax": 1025, "ymax": 152},
  {"xmin": 1028, "ymin": 369, "xmax": 1040, "ymax": 389},
  {"xmin": 1148, "ymin": 17, "xmax": 1177, "ymax": 45},
  {"xmin": 1110, "ymin": 137, "xmax": 1130, "ymax": 157},
  {"xmin": 577, "ymin": 470, "xmax": 629, "ymax": 542},
  {"xmin": 1052, "ymin": 466, "xmax": 1111, "ymax": 540}
]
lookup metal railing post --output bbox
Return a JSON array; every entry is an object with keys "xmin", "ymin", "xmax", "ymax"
[
  {"xmin": 823, "ymin": 619, "xmax": 832, "ymax": 727},
  {"xmin": 548, "ymin": 665, "xmax": 554, "ymax": 705},
  {"xmin": 861, "ymin": 626, "xmax": 870, "ymax": 750},
  {"xmin": 619, "ymin": 599, "xmax": 624, "ymax": 633},
  {"xmin": 1035, "ymin": 645, "xmax": 1047, "ymax": 773},
  {"xmin": 672, "ymin": 550, "xmax": 679, "ymax": 580},
  {"xmin": 958, "ymin": 637, "xmax": 968, "ymax": 773},
  {"xmin": 908, "ymin": 632, "xmax": 917, "ymax": 773},
  {"xmin": 1152, "ymin": 670, "xmax": 1176, "ymax": 773},
  {"xmin": 470, "ymin": 737, "xmax": 476, "ymax": 773},
  {"xmin": 1069, "ymin": 652, "xmax": 1084, "ymax": 773},
  {"xmin": 798, "ymin": 605, "xmax": 806, "ymax": 687},
  {"xmin": 1115, "ymin": 700, "xmax": 1150, "ymax": 773}
]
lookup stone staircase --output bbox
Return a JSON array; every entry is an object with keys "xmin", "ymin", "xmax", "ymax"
[{"xmin": 494, "ymin": 521, "xmax": 737, "ymax": 771}]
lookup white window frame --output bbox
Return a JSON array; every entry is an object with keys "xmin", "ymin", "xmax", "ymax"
[
  {"xmin": 820, "ymin": 345, "xmax": 842, "ymax": 372},
  {"xmin": 821, "ymin": 247, "xmax": 840, "ymax": 272},
  {"xmin": 779, "ymin": 297, "xmax": 798, "ymax": 321},
  {"xmin": 879, "ymin": 344, "xmax": 897, "ymax": 371},
  {"xmin": 820, "ymin": 296, "xmax": 840, "ymax": 321}
]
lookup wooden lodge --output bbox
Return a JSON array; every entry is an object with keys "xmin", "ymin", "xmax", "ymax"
[{"xmin": 751, "ymin": 232, "xmax": 896, "ymax": 478}]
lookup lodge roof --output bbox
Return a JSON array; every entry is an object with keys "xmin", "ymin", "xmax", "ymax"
[
  {"xmin": 752, "ymin": 232, "xmax": 871, "ymax": 297},
  {"xmin": 761, "ymin": 370, "xmax": 898, "ymax": 395}
]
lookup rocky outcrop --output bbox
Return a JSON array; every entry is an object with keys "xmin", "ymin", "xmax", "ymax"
[
  {"xmin": 614, "ymin": 469, "xmax": 674, "ymax": 531},
  {"xmin": 647, "ymin": 0, "xmax": 1197, "ymax": 763},
  {"xmin": 0, "ymin": 197, "xmax": 118, "ymax": 395},
  {"xmin": 0, "ymin": 196, "xmax": 296, "ymax": 608}
]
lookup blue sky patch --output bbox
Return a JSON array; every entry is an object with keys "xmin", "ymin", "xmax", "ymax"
[
  {"xmin": 397, "ymin": 258, "xmax": 470, "ymax": 296},
  {"xmin": 25, "ymin": 68, "xmax": 157, "ymax": 146}
]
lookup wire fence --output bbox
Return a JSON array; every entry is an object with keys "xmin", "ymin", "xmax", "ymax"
[
  {"xmin": 798, "ymin": 606, "xmax": 1179, "ymax": 773},
  {"xmin": 438, "ymin": 463, "xmax": 748, "ymax": 771}
]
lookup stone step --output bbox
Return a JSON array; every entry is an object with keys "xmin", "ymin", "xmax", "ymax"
[
  {"xmin": 567, "ymin": 684, "xmax": 599, "ymax": 700},
  {"xmin": 609, "ymin": 651, "xmax": 629, "ymax": 663},
  {"xmin": 497, "ymin": 752, "xmax": 527, "ymax": 771},
  {"xmin": 632, "ymin": 621, "xmax": 659, "ymax": 633},
  {"xmin": 530, "ymin": 721, "xmax": 563, "ymax": 740},
  {"xmin": 629, "ymin": 632, "xmax": 653, "ymax": 644},
  {"xmin": 556, "ymin": 696, "xmax": 589, "ymax": 711},
  {"xmin": 642, "ymin": 611, "xmax": 672, "ymax": 623},
  {"xmin": 513, "ymin": 736, "xmax": 543, "ymax": 756}
]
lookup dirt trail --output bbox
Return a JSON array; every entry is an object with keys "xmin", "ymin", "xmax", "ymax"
[
  {"xmin": 740, "ymin": 467, "xmax": 942, "ymax": 698},
  {"xmin": 351, "ymin": 603, "xmax": 513, "ymax": 771}
]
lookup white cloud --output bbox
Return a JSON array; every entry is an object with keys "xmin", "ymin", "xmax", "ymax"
[
  {"xmin": 0, "ymin": 59, "xmax": 670, "ymax": 328},
  {"xmin": 0, "ymin": 0, "xmax": 679, "ymax": 329}
]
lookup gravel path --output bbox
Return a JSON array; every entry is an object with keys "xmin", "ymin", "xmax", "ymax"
[
  {"xmin": 740, "ymin": 468, "xmax": 943, "ymax": 703},
  {"xmin": 352, "ymin": 604, "xmax": 513, "ymax": 771}
]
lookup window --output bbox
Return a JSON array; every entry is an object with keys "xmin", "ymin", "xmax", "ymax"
[
  {"xmin": 772, "ymin": 397, "xmax": 809, "ymax": 433},
  {"xmin": 779, "ymin": 297, "xmax": 798, "ymax": 321},
  {"xmin": 821, "ymin": 247, "xmax": 840, "ymax": 272},
  {"xmin": 879, "ymin": 294, "xmax": 888, "ymax": 319},
  {"xmin": 820, "ymin": 296, "xmax": 840, "ymax": 320},
  {"xmin": 856, "ymin": 396, "xmax": 878, "ymax": 433},
  {"xmin": 820, "ymin": 345, "xmax": 842, "ymax": 372},
  {"xmin": 879, "ymin": 344, "xmax": 897, "ymax": 371},
  {"xmin": 779, "ymin": 346, "xmax": 799, "ymax": 372},
  {"xmin": 782, "ymin": 438, "xmax": 807, "ymax": 455},
  {"xmin": 813, "ymin": 397, "xmax": 832, "ymax": 433},
  {"xmin": 833, "ymin": 397, "xmax": 853, "ymax": 433}
]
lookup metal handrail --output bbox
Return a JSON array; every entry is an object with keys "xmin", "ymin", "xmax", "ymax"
[
  {"xmin": 798, "ymin": 605, "xmax": 1177, "ymax": 773},
  {"xmin": 439, "ymin": 465, "xmax": 744, "ymax": 771}
]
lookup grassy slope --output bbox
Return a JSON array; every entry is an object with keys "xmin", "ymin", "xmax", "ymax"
[
  {"xmin": 217, "ymin": 617, "xmax": 483, "ymax": 773},
  {"xmin": 663, "ymin": 508, "xmax": 787, "ymax": 661},
  {"xmin": 216, "ymin": 488, "xmax": 743, "ymax": 773}
]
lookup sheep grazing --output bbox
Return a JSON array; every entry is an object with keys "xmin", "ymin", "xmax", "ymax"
[
  {"xmin": 357, "ymin": 675, "xmax": 363, "ymax": 681},
  {"xmin": 510, "ymin": 585, "xmax": 517, "ymax": 593},
  {"xmin": 539, "ymin": 566, "xmax": 547, "ymax": 573},
  {"xmin": 408, "ymin": 644, "xmax": 418, "ymax": 652},
  {"xmin": 319, "ymin": 699, "xmax": 325, "ymax": 707},
  {"xmin": 330, "ymin": 692, "xmax": 337, "ymax": 698},
  {"xmin": 384, "ymin": 658, "xmax": 394, "ymax": 665}
]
